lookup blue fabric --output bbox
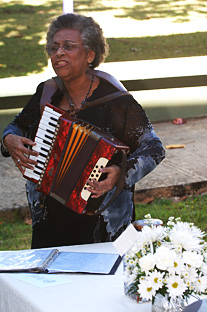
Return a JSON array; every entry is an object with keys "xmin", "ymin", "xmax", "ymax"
[
  {"xmin": 26, "ymin": 180, "xmax": 43, "ymax": 226},
  {"xmin": 2, "ymin": 122, "xmax": 23, "ymax": 140}
]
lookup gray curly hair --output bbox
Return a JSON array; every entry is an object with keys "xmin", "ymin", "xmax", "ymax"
[{"xmin": 46, "ymin": 13, "xmax": 109, "ymax": 68}]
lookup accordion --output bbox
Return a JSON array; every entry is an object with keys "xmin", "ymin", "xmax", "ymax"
[{"xmin": 24, "ymin": 104, "xmax": 130, "ymax": 214}]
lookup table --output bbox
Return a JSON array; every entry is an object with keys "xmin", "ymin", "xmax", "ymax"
[{"xmin": 0, "ymin": 242, "xmax": 151, "ymax": 312}]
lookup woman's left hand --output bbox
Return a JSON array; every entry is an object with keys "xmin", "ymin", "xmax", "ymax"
[{"xmin": 86, "ymin": 165, "xmax": 121, "ymax": 198}]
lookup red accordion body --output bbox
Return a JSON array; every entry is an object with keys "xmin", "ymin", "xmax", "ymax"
[{"xmin": 24, "ymin": 104, "xmax": 129, "ymax": 214}]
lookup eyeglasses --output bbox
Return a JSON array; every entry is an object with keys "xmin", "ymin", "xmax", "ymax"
[{"xmin": 46, "ymin": 40, "xmax": 83, "ymax": 55}]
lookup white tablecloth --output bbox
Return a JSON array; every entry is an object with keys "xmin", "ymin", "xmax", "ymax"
[{"xmin": 0, "ymin": 242, "xmax": 151, "ymax": 312}]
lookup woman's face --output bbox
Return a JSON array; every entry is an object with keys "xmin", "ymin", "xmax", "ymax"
[{"xmin": 50, "ymin": 28, "xmax": 94, "ymax": 82}]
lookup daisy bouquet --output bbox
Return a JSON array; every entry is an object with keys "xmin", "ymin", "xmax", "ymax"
[{"xmin": 124, "ymin": 214, "xmax": 207, "ymax": 304}]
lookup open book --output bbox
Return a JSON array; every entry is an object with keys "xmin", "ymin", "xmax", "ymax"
[{"xmin": 0, "ymin": 249, "xmax": 121, "ymax": 275}]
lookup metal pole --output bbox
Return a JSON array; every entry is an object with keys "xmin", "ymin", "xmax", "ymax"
[{"xmin": 63, "ymin": 0, "xmax": 74, "ymax": 13}]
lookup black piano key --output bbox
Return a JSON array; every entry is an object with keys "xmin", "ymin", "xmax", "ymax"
[
  {"xmin": 39, "ymin": 152, "xmax": 47, "ymax": 158},
  {"xmin": 50, "ymin": 116, "xmax": 58, "ymax": 121},
  {"xmin": 48, "ymin": 121, "xmax": 57, "ymax": 127},
  {"xmin": 45, "ymin": 134, "xmax": 53, "ymax": 140},
  {"xmin": 46, "ymin": 129, "xmax": 55, "ymax": 135},
  {"xmin": 41, "ymin": 138, "xmax": 52, "ymax": 145},
  {"xmin": 40, "ymin": 146, "xmax": 49, "ymax": 153},
  {"xmin": 33, "ymin": 170, "xmax": 41, "ymax": 176},
  {"xmin": 37, "ymin": 159, "xmax": 45, "ymax": 165}
]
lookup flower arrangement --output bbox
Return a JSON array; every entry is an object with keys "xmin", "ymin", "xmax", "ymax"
[{"xmin": 124, "ymin": 214, "xmax": 207, "ymax": 305}]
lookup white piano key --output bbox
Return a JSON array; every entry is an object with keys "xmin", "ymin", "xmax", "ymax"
[
  {"xmin": 35, "ymin": 136, "xmax": 52, "ymax": 146},
  {"xmin": 29, "ymin": 154, "xmax": 46, "ymax": 164},
  {"xmin": 44, "ymin": 105, "xmax": 62, "ymax": 118},
  {"xmin": 40, "ymin": 115, "xmax": 57, "ymax": 128},
  {"xmin": 32, "ymin": 166, "xmax": 42, "ymax": 174},
  {"xmin": 36, "ymin": 128, "xmax": 54, "ymax": 142},
  {"xmin": 33, "ymin": 145, "xmax": 49, "ymax": 157},
  {"xmin": 43, "ymin": 111, "xmax": 59, "ymax": 121},
  {"xmin": 34, "ymin": 141, "xmax": 50, "ymax": 151},
  {"xmin": 39, "ymin": 119, "xmax": 57, "ymax": 132},
  {"xmin": 24, "ymin": 168, "xmax": 41, "ymax": 181},
  {"xmin": 35, "ymin": 163, "xmax": 44, "ymax": 169},
  {"xmin": 24, "ymin": 105, "xmax": 63, "ymax": 182},
  {"xmin": 36, "ymin": 154, "xmax": 48, "ymax": 163}
]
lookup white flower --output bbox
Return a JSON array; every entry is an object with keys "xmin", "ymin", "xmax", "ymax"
[
  {"xmin": 138, "ymin": 279, "xmax": 156, "ymax": 300},
  {"xmin": 168, "ymin": 217, "xmax": 175, "ymax": 221},
  {"xmin": 132, "ymin": 266, "xmax": 139, "ymax": 275},
  {"xmin": 155, "ymin": 246, "xmax": 176, "ymax": 271},
  {"xmin": 181, "ymin": 266, "xmax": 198, "ymax": 284},
  {"xmin": 139, "ymin": 253, "xmax": 155, "ymax": 272},
  {"xmin": 166, "ymin": 275, "xmax": 187, "ymax": 298},
  {"xmin": 169, "ymin": 255, "xmax": 185, "ymax": 274},
  {"xmin": 144, "ymin": 214, "xmax": 151, "ymax": 219},
  {"xmin": 147, "ymin": 270, "xmax": 164, "ymax": 290},
  {"xmin": 183, "ymin": 251, "xmax": 203, "ymax": 268},
  {"xmin": 139, "ymin": 225, "xmax": 164, "ymax": 245},
  {"xmin": 169, "ymin": 221, "xmax": 205, "ymax": 251},
  {"xmin": 194, "ymin": 275, "xmax": 207, "ymax": 293},
  {"xmin": 123, "ymin": 215, "xmax": 207, "ymax": 302},
  {"xmin": 130, "ymin": 241, "xmax": 143, "ymax": 254},
  {"xmin": 129, "ymin": 258, "xmax": 137, "ymax": 267},
  {"xmin": 201, "ymin": 262, "xmax": 207, "ymax": 275},
  {"xmin": 169, "ymin": 227, "xmax": 203, "ymax": 251}
]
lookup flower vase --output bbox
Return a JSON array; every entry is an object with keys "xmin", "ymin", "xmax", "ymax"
[
  {"xmin": 123, "ymin": 259, "xmax": 149, "ymax": 304},
  {"xmin": 124, "ymin": 281, "xmax": 149, "ymax": 304},
  {"xmin": 151, "ymin": 294, "xmax": 187, "ymax": 312}
]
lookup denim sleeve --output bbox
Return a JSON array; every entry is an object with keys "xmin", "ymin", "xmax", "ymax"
[{"xmin": 125, "ymin": 129, "xmax": 165, "ymax": 187}]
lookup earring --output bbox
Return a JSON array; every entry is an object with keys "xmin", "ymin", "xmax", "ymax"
[{"xmin": 89, "ymin": 63, "xmax": 93, "ymax": 69}]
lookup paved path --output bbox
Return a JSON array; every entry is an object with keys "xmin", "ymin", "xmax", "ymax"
[
  {"xmin": 135, "ymin": 116, "xmax": 207, "ymax": 200},
  {"xmin": 1, "ymin": 116, "xmax": 207, "ymax": 215}
]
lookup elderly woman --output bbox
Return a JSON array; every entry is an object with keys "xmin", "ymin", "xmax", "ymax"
[{"xmin": 1, "ymin": 13, "xmax": 165, "ymax": 249}]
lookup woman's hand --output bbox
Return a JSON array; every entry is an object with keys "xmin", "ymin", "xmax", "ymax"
[
  {"xmin": 3, "ymin": 134, "xmax": 38, "ymax": 175},
  {"xmin": 86, "ymin": 165, "xmax": 121, "ymax": 198}
]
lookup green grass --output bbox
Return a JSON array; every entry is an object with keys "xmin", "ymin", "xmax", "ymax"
[
  {"xmin": 0, "ymin": 217, "xmax": 32, "ymax": 250},
  {"xmin": 135, "ymin": 194, "xmax": 207, "ymax": 235},
  {"xmin": 1, "ymin": 194, "xmax": 207, "ymax": 250},
  {"xmin": 0, "ymin": 0, "xmax": 63, "ymax": 78},
  {"xmin": 106, "ymin": 32, "xmax": 207, "ymax": 62},
  {"xmin": 0, "ymin": 0, "xmax": 207, "ymax": 78}
]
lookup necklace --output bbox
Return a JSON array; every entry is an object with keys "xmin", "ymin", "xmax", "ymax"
[{"xmin": 68, "ymin": 75, "xmax": 94, "ymax": 112}]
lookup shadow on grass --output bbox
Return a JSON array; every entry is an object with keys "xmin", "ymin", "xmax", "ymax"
[
  {"xmin": 0, "ymin": 1, "xmax": 63, "ymax": 78},
  {"xmin": 112, "ymin": 0, "xmax": 207, "ymax": 22},
  {"xmin": 75, "ymin": 0, "xmax": 207, "ymax": 22}
]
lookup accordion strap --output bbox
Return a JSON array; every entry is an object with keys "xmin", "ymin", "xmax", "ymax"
[
  {"xmin": 86, "ymin": 68, "xmax": 127, "ymax": 91},
  {"xmin": 39, "ymin": 78, "xmax": 58, "ymax": 114},
  {"xmin": 39, "ymin": 68, "xmax": 131, "ymax": 114},
  {"xmin": 84, "ymin": 90, "xmax": 130, "ymax": 108}
]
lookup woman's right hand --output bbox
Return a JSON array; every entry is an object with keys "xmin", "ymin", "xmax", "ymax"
[{"xmin": 3, "ymin": 134, "xmax": 38, "ymax": 175}]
